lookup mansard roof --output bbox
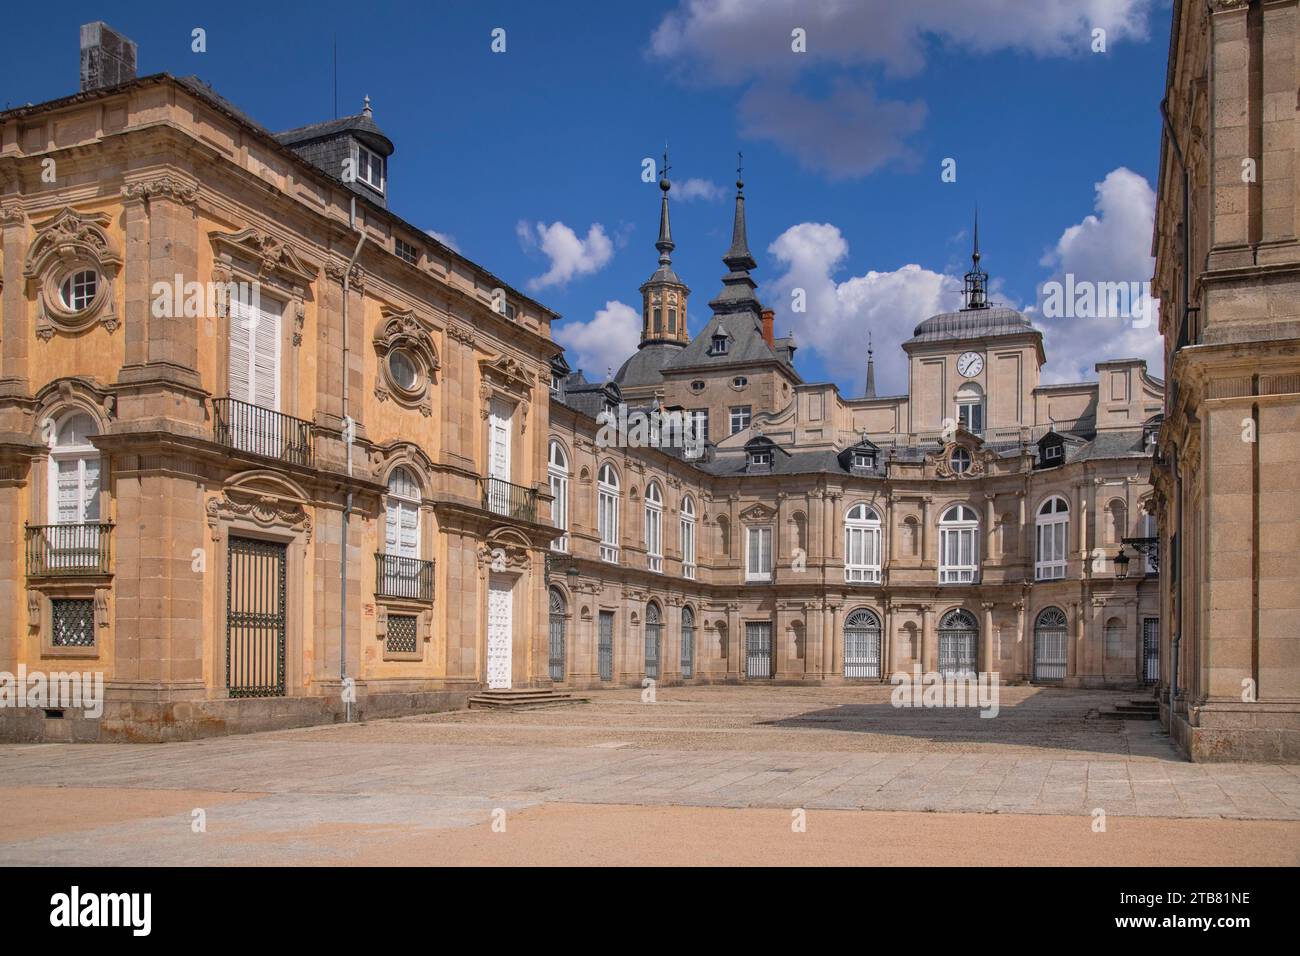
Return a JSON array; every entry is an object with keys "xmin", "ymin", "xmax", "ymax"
[{"xmin": 614, "ymin": 342, "xmax": 684, "ymax": 389}]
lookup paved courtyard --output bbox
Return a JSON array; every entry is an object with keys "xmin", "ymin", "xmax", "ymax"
[{"xmin": 2, "ymin": 686, "xmax": 1298, "ymax": 865}]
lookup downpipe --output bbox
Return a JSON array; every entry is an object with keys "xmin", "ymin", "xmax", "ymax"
[{"xmin": 340, "ymin": 198, "xmax": 365, "ymax": 723}]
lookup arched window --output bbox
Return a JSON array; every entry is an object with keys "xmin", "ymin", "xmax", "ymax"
[
  {"xmin": 45, "ymin": 411, "xmax": 103, "ymax": 571},
  {"xmin": 844, "ymin": 504, "xmax": 882, "ymax": 583},
  {"xmin": 680, "ymin": 606, "xmax": 696, "ymax": 678},
  {"xmin": 645, "ymin": 601, "xmax": 662, "ymax": 679},
  {"xmin": 1105, "ymin": 616, "xmax": 1125, "ymax": 658},
  {"xmin": 937, "ymin": 608, "xmax": 979, "ymax": 678},
  {"xmin": 381, "ymin": 465, "xmax": 424, "ymax": 598},
  {"xmin": 644, "ymin": 481, "xmax": 663, "ymax": 572},
  {"xmin": 1035, "ymin": 496, "xmax": 1069, "ymax": 581},
  {"xmin": 680, "ymin": 495, "xmax": 697, "ymax": 579},
  {"xmin": 49, "ymin": 412, "xmax": 101, "ymax": 525},
  {"xmin": 548, "ymin": 587, "xmax": 567, "ymax": 681},
  {"xmin": 956, "ymin": 382, "xmax": 984, "ymax": 436},
  {"xmin": 598, "ymin": 463, "xmax": 620, "ymax": 563},
  {"xmin": 844, "ymin": 608, "xmax": 882, "ymax": 678},
  {"xmin": 1033, "ymin": 606, "xmax": 1068, "ymax": 681},
  {"xmin": 939, "ymin": 505, "xmax": 979, "ymax": 584},
  {"xmin": 548, "ymin": 440, "xmax": 569, "ymax": 552}
]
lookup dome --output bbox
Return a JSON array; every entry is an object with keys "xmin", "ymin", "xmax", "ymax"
[
  {"xmin": 908, "ymin": 307, "xmax": 1036, "ymax": 344},
  {"xmin": 613, "ymin": 342, "xmax": 683, "ymax": 389}
]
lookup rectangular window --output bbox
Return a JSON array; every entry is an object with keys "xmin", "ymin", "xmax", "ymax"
[
  {"xmin": 599, "ymin": 490, "xmax": 619, "ymax": 563},
  {"xmin": 939, "ymin": 527, "xmax": 978, "ymax": 584},
  {"xmin": 844, "ymin": 526, "xmax": 882, "ymax": 583},
  {"xmin": 681, "ymin": 518, "xmax": 696, "ymax": 580},
  {"xmin": 730, "ymin": 405, "xmax": 752, "ymax": 435},
  {"xmin": 852, "ymin": 452, "xmax": 874, "ymax": 470},
  {"xmin": 645, "ymin": 506, "xmax": 662, "ymax": 573},
  {"xmin": 1045, "ymin": 444, "xmax": 1062, "ymax": 461},
  {"xmin": 746, "ymin": 526, "xmax": 773, "ymax": 582},
  {"xmin": 354, "ymin": 143, "xmax": 385, "ymax": 193},
  {"xmin": 958, "ymin": 400, "xmax": 984, "ymax": 435},
  {"xmin": 386, "ymin": 614, "xmax": 419, "ymax": 655},
  {"xmin": 395, "ymin": 238, "xmax": 418, "ymax": 265},
  {"xmin": 689, "ymin": 409, "xmax": 709, "ymax": 444},
  {"xmin": 51, "ymin": 598, "xmax": 96, "ymax": 647},
  {"xmin": 1036, "ymin": 520, "xmax": 1068, "ymax": 580},
  {"xmin": 549, "ymin": 472, "xmax": 568, "ymax": 552}
]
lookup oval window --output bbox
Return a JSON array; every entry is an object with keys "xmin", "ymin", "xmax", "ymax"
[{"xmin": 388, "ymin": 349, "xmax": 419, "ymax": 390}]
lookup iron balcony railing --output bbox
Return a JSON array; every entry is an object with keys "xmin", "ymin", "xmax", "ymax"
[
  {"xmin": 26, "ymin": 522, "xmax": 113, "ymax": 576},
  {"xmin": 482, "ymin": 476, "xmax": 537, "ymax": 522},
  {"xmin": 374, "ymin": 553, "xmax": 435, "ymax": 603},
  {"xmin": 213, "ymin": 397, "xmax": 313, "ymax": 467}
]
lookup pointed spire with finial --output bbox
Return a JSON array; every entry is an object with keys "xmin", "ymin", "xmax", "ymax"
[
  {"xmin": 865, "ymin": 330, "xmax": 877, "ymax": 398},
  {"xmin": 655, "ymin": 144, "xmax": 674, "ymax": 266},
  {"xmin": 709, "ymin": 151, "xmax": 762, "ymax": 317},
  {"xmin": 362, "ymin": 94, "xmax": 372, "ymax": 117},
  {"xmin": 962, "ymin": 207, "xmax": 989, "ymax": 310}
]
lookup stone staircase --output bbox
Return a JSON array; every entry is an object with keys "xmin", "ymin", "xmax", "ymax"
[
  {"xmin": 1099, "ymin": 697, "xmax": 1160, "ymax": 720},
  {"xmin": 467, "ymin": 688, "xmax": 589, "ymax": 711}
]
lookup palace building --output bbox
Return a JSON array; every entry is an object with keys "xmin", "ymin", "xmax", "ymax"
[
  {"xmin": 0, "ymin": 23, "xmax": 1161, "ymax": 743},
  {"xmin": 1151, "ymin": 0, "xmax": 1300, "ymax": 762}
]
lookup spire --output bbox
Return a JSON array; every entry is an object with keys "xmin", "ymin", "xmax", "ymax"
[
  {"xmin": 962, "ymin": 207, "xmax": 989, "ymax": 310},
  {"xmin": 709, "ymin": 152, "xmax": 761, "ymax": 317},
  {"xmin": 655, "ymin": 145, "xmax": 674, "ymax": 266},
  {"xmin": 865, "ymin": 331, "xmax": 877, "ymax": 398}
]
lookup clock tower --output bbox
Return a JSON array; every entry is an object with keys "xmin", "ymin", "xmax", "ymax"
[{"xmin": 901, "ymin": 216, "xmax": 1043, "ymax": 437}]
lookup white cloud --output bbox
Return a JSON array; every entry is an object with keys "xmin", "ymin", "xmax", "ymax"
[
  {"xmin": 740, "ymin": 79, "xmax": 925, "ymax": 180},
  {"xmin": 1036, "ymin": 166, "xmax": 1163, "ymax": 383},
  {"xmin": 650, "ymin": 0, "xmax": 1153, "ymax": 180},
  {"xmin": 651, "ymin": 0, "xmax": 1153, "ymax": 81},
  {"xmin": 765, "ymin": 222, "xmax": 962, "ymax": 396},
  {"xmin": 423, "ymin": 229, "xmax": 460, "ymax": 253},
  {"xmin": 554, "ymin": 300, "xmax": 642, "ymax": 380},
  {"xmin": 674, "ymin": 177, "xmax": 726, "ymax": 202},
  {"xmin": 516, "ymin": 220, "xmax": 614, "ymax": 291}
]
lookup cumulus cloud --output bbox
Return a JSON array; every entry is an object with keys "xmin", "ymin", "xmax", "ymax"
[
  {"xmin": 650, "ymin": 0, "xmax": 1154, "ymax": 81},
  {"xmin": 516, "ymin": 220, "xmax": 614, "ymax": 291},
  {"xmin": 423, "ymin": 229, "xmax": 460, "ymax": 253},
  {"xmin": 554, "ymin": 300, "xmax": 642, "ymax": 380},
  {"xmin": 673, "ymin": 177, "xmax": 726, "ymax": 202},
  {"xmin": 765, "ymin": 222, "xmax": 962, "ymax": 396},
  {"xmin": 740, "ymin": 80, "xmax": 925, "ymax": 180},
  {"xmin": 1036, "ymin": 166, "xmax": 1163, "ymax": 383},
  {"xmin": 650, "ymin": 0, "xmax": 1153, "ymax": 179}
]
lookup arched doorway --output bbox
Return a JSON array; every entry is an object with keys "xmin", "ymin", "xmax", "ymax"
[
  {"xmin": 548, "ymin": 587, "xmax": 567, "ymax": 682},
  {"xmin": 1033, "ymin": 607, "xmax": 1068, "ymax": 681},
  {"xmin": 937, "ymin": 609, "xmax": 979, "ymax": 678},
  {"xmin": 843, "ymin": 608, "xmax": 882, "ymax": 678},
  {"xmin": 645, "ymin": 602, "xmax": 662, "ymax": 680}
]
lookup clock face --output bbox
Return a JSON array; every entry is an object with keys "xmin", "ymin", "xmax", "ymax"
[{"xmin": 957, "ymin": 351, "xmax": 984, "ymax": 377}]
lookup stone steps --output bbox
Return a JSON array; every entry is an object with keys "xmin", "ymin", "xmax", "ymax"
[
  {"xmin": 467, "ymin": 688, "xmax": 590, "ymax": 710},
  {"xmin": 1099, "ymin": 699, "xmax": 1160, "ymax": 720}
]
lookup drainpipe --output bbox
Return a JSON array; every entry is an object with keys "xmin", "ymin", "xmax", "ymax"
[{"xmin": 340, "ymin": 197, "xmax": 366, "ymax": 722}]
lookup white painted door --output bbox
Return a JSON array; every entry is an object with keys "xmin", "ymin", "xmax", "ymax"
[{"xmin": 486, "ymin": 574, "xmax": 513, "ymax": 689}]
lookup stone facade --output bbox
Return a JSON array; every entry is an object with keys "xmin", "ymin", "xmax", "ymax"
[
  {"xmin": 1151, "ymin": 0, "xmax": 1300, "ymax": 762},
  {"xmin": 0, "ymin": 42, "xmax": 1163, "ymax": 745}
]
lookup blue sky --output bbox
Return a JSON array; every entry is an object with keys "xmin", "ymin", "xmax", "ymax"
[{"xmin": 2, "ymin": 1, "xmax": 1172, "ymax": 396}]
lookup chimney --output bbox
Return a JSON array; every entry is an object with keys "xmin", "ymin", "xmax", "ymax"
[
  {"xmin": 80, "ymin": 22, "xmax": 137, "ymax": 93},
  {"xmin": 761, "ymin": 308, "xmax": 775, "ymax": 349}
]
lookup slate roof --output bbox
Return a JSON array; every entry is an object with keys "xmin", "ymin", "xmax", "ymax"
[
  {"xmin": 907, "ymin": 307, "xmax": 1038, "ymax": 345},
  {"xmin": 275, "ymin": 112, "xmax": 394, "ymax": 155},
  {"xmin": 614, "ymin": 342, "xmax": 686, "ymax": 390}
]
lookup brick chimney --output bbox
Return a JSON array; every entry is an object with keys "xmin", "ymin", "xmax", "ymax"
[
  {"xmin": 761, "ymin": 308, "xmax": 775, "ymax": 349},
  {"xmin": 80, "ymin": 22, "xmax": 137, "ymax": 93}
]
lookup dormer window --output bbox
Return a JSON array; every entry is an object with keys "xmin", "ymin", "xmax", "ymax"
[
  {"xmin": 1045, "ymin": 444, "xmax": 1062, "ymax": 462},
  {"xmin": 711, "ymin": 334, "xmax": 729, "ymax": 355},
  {"xmin": 852, "ymin": 451, "xmax": 875, "ymax": 470},
  {"xmin": 551, "ymin": 370, "xmax": 563, "ymax": 392},
  {"xmin": 353, "ymin": 142, "xmax": 386, "ymax": 194},
  {"xmin": 750, "ymin": 450, "xmax": 772, "ymax": 467}
]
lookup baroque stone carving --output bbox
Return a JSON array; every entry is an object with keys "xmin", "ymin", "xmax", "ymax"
[
  {"xmin": 373, "ymin": 307, "xmax": 440, "ymax": 417},
  {"xmin": 24, "ymin": 207, "xmax": 122, "ymax": 339},
  {"xmin": 206, "ymin": 488, "xmax": 313, "ymax": 543}
]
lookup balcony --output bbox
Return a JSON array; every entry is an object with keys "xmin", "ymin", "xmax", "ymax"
[
  {"xmin": 213, "ymin": 397, "xmax": 313, "ymax": 467},
  {"xmin": 26, "ymin": 523, "xmax": 113, "ymax": 576},
  {"xmin": 375, "ymin": 553, "xmax": 435, "ymax": 603},
  {"xmin": 481, "ymin": 477, "xmax": 537, "ymax": 523}
]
